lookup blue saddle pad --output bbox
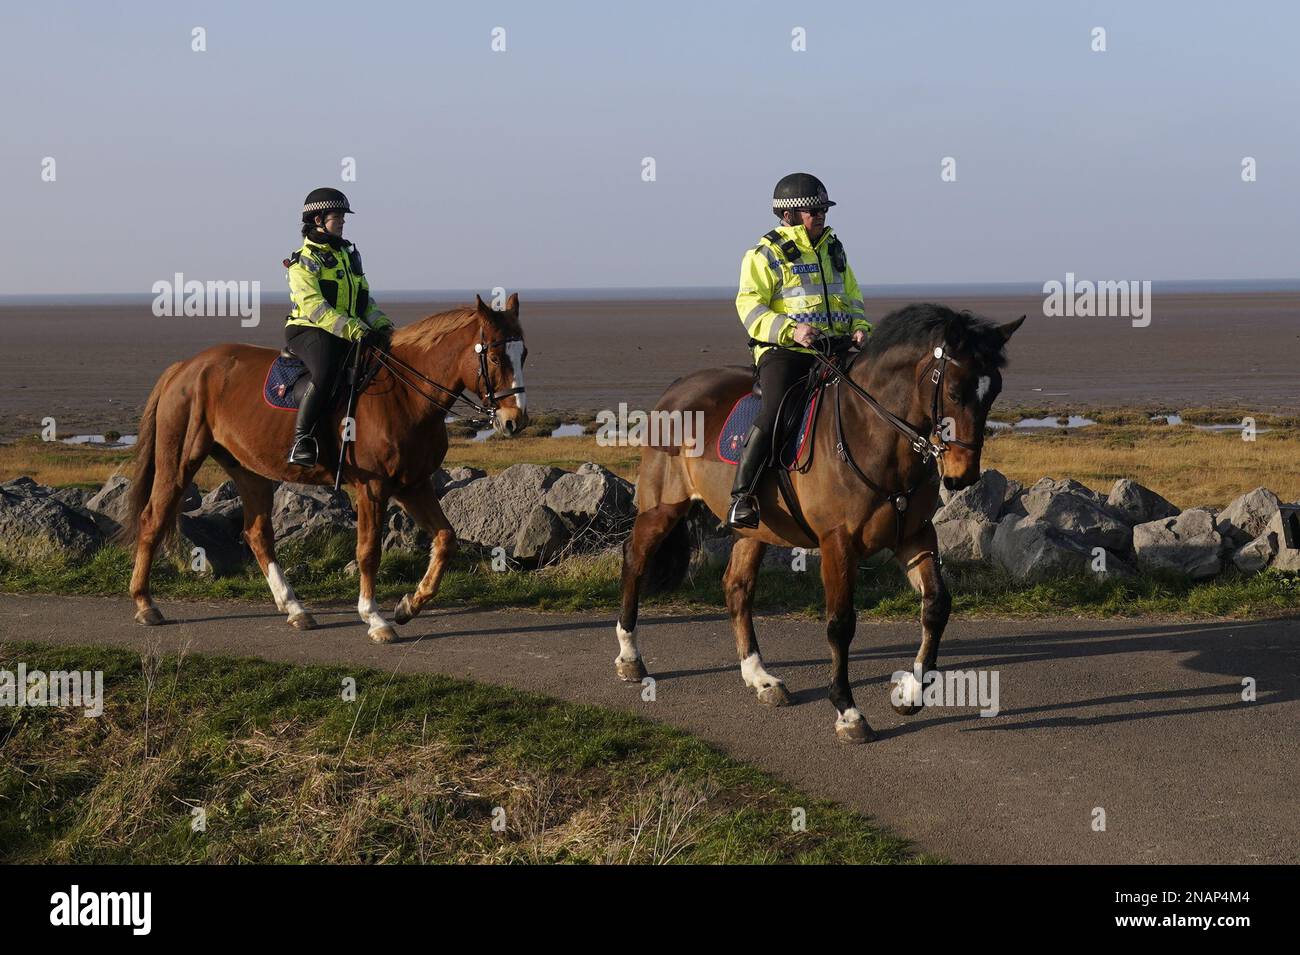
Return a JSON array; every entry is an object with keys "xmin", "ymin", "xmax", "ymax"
[
  {"xmin": 263, "ymin": 354, "xmax": 309, "ymax": 410},
  {"xmin": 717, "ymin": 389, "xmax": 820, "ymax": 468}
]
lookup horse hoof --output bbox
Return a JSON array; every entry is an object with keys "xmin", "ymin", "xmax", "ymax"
[
  {"xmin": 615, "ymin": 657, "xmax": 647, "ymax": 682},
  {"xmin": 288, "ymin": 612, "xmax": 316, "ymax": 631},
  {"xmin": 834, "ymin": 716, "xmax": 877, "ymax": 744},
  {"xmin": 756, "ymin": 683, "xmax": 792, "ymax": 707},
  {"xmin": 134, "ymin": 607, "xmax": 164, "ymax": 626},
  {"xmin": 369, "ymin": 624, "xmax": 398, "ymax": 644},
  {"xmin": 890, "ymin": 679, "xmax": 923, "ymax": 716},
  {"xmin": 393, "ymin": 595, "xmax": 413, "ymax": 625}
]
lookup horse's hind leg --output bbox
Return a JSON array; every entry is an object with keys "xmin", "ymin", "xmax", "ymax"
[
  {"xmin": 820, "ymin": 528, "xmax": 874, "ymax": 742},
  {"xmin": 353, "ymin": 481, "xmax": 397, "ymax": 644},
  {"xmin": 725, "ymin": 536, "xmax": 790, "ymax": 706},
  {"xmin": 390, "ymin": 480, "xmax": 457, "ymax": 624},
  {"xmin": 131, "ymin": 405, "xmax": 212, "ymax": 625},
  {"xmin": 614, "ymin": 500, "xmax": 690, "ymax": 682},
  {"xmin": 223, "ymin": 462, "xmax": 315, "ymax": 631},
  {"xmin": 890, "ymin": 527, "xmax": 949, "ymax": 716}
]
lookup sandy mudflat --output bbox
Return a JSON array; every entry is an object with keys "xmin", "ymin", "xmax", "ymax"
[{"xmin": 1, "ymin": 291, "xmax": 1296, "ymax": 440}]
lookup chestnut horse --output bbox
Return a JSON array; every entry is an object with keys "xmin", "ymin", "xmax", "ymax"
[
  {"xmin": 615, "ymin": 304, "xmax": 1023, "ymax": 742},
  {"xmin": 120, "ymin": 294, "xmax": 528, "ymax": 642}
]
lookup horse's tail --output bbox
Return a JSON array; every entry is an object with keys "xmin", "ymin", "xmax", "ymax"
[
  {"xmin": 114, "ymin": 362, "xmax": 182, "ymax": 548},
  {"xmin": 634, "ymin": 509, "xmax": 693, "ymax": 596}
]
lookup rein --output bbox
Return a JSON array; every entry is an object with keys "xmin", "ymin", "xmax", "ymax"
[
  {"xmin": 371, "ymin": 328, "xmax": 525, "ymax": 427},
  {"xmin": 803, "ymin": 335, "xmax": 974, "ymax": 549}
]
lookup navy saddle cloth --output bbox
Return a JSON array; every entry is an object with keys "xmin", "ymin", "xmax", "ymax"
[
  {"xmin": 263, "ymin": 352, "xmax": 311, "ymax": 410},
  {"xmin": 717, "ymin": 389, "xmax": 820, "ymax": 469}
]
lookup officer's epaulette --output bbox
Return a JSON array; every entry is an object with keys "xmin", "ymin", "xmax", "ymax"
[
  {"xmin": 761, "ymin": 229, "xmax": 801, "ymax": 262},
  {"xmin": 282, "ymin": 249, "xmax": 328, "ymax": 272}
]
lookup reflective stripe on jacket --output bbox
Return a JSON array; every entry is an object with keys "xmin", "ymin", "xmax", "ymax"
[
  {"xmin": 285, "ymin": 238, "xmax": 391, "ymax": 341},
  {"xmin": 735, "ymin": 224, "xmax": 869, "ymax": 362}
]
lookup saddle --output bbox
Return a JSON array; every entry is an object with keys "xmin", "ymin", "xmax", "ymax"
[
  {"xmin": 718, "ymin": 343, "xmax": 850, "ymax": 470},
  {"xmin": 262, "ymin": 344, "xmax": 381, "ymax": 412},
  {"xmin": 262, "ymin": 348, "xmax": 312, "ymax": 410}
]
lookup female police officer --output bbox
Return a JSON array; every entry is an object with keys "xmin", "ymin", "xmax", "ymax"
[
  {"xmin": 728, "ymin": 173, "xmax": 871, "ymax": 528},
  {"xmin": 283, "ymin": 187, "xmax": 393, "ymax": 467}
]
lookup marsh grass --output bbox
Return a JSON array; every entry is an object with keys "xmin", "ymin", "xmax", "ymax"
[{"xmin": 0, "ymin": 642, "xmax": 923, "ymax": 864}]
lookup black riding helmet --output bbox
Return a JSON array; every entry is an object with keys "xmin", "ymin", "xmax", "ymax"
[
  {"xmin": 302, "ymin": 187, "xmax": 354, "ymax": 223},
  {"xmin": 772, "ymin": 173, "xmax": 836, "ymax": 216}
]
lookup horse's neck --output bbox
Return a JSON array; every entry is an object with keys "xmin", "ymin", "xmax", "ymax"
[
  {"xmin": 836, "ymin": 350, "xmax": 931, "ymax": 482},
  {"xmin": 387, "ymin": 335, "xmax": 469, "ymax": 420}
]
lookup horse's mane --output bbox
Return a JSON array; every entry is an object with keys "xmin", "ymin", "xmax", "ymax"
[
  {"xmin": 865, "ymin": 303, "xmax": 1009, "ymax": 370},
  {"xmin": 391, "ymin": 306, "xmax": 480, "ymax": 352},
  {"xmin": 391, "ymin": 304, "xmax": 524, "ymax": 354}
]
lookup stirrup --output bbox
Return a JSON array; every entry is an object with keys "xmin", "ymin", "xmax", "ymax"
[
  {"xmin": 288, "ymin": 435, "xmax": 318, "ymax": 467},
  {"xmin": 727, "ymin": 493, "xmax": 760, "ymax": 529}
]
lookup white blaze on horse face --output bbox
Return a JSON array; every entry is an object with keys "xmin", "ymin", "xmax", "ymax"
[
  {"xmin": 976, "ymin": 376, "xmax": 991, "ymax": 405},
  {"xmin": 505, "ymin": 340, "xmax": 526, "ymax": 413}
]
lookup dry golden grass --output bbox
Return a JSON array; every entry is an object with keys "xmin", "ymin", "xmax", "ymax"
[
  {"xmin": 981, "ymin": 425, "xmax": 1300, "ymax": 507},
  {"xmin": 5, "ymin": 420, "xmax": 1297, "ymax": 509}
]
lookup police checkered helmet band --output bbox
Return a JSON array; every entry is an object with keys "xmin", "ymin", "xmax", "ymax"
[
  {"xmin": 303, "ymin": 198, "xmax": 349, "ymax": 214},
  {"xmin": 772, "ymin": 193, "xmax": 833, "ymax": 210}
]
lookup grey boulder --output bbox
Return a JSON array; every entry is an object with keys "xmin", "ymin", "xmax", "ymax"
[
  {"xmin": 1215, "ymin": 487, "xmax": 1280, "ymax": 549},
  {"xmin": 1106, "ymin": 478, "xmax": 1179, "ymax": 525},
  {"xmin": 1132, "ymin": 509, "xmax": 1222, "ymax": 580}
]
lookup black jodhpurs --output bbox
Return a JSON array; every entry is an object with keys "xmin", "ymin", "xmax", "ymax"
[
  {"xmin": 753, "ymin": 348, "xmax": 817, "ymax": 438},
  {"xmin": 286, "ymin": 324, "xmax": 350, "ymax": 396}
]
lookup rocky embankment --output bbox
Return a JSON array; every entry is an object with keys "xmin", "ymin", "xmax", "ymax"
[{"xmin": 1, "ymin": 465, "xmax": 1296, "ymax": 581}]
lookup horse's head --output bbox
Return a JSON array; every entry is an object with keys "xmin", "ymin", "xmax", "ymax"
[
  {"xmin": 470, "ymin": 293, "xmax": 528, "ymax": 436},
  {"xmin": 864, "ymin": 305, "xmax": 1023, "ymax": 492},
  {"xmin": 922, "ymin": 311, "xmax": 1023, "ymax": 490}
]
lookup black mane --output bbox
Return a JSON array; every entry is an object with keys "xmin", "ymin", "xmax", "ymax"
[{"xmin": 865, "ymin": 303, "xmax": 1009, "ymax": 369}]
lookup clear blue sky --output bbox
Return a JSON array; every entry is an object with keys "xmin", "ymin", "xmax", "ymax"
[{"xmin": 2, "ymin": 0, "xmax": 1296, "ymax": 294}]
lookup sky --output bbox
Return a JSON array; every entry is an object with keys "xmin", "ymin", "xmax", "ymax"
[{"xmin": 2, "ymin": 0, "xmax": 1297, "ymax": 294}]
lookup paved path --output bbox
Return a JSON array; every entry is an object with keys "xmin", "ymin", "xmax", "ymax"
[{"xmin": 2, "ymin": 594, "xmax": 1296, "ymax": 863}]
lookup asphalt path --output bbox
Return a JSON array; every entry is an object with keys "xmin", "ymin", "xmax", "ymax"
[{"xmin": 2, "ymin": 593, "xmax": 1296, "ymax": 863}]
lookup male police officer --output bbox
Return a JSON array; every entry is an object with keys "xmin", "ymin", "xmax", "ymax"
[{"xmin": 729, "ymin": 173, "xmax": 871, "ymax": 528}]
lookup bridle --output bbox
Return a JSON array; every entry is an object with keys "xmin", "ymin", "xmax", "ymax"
[
  {"xmin": 371, "ymin": 328, "xmax": 526, "ymax": 428},
  {"xmin": 805, "ymin": 336, "xmax": 984, "ymax": 551}
]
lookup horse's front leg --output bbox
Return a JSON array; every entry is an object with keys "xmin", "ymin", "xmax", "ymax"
[
  {"xmin": 891, "ymin": 523, "xmax": 950, "ymax": 715},
  {"xmin": 821, "ymin": 529, "xmax": 874, "ymax": 742},
  {"xmin": 354, "ymin": 484, "xmax": 397, "ymax": 643},
  {"xmin": 725, "ymin": 536, "xmax": 790, "ymax": 706},
  {"xmin": 391, "ymin": 480, "xmax": 457, "ymax": 624}
]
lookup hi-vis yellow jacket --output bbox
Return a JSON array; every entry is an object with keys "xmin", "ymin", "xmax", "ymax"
[
  {"xmin": 285, "ymin": 237, "xmax": 392, "ymax": 341},
  {"xmin": 735, "ymin": 224, "xmax": 869, "ymax": 362}
]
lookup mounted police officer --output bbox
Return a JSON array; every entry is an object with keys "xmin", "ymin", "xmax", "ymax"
[
  {"xmin": 728, "ymin": 173, "xmax": 871, "ymax": 529},
  {"xmin": 283, "ymin": 187, "xmax": 394, "ymax": 467}
]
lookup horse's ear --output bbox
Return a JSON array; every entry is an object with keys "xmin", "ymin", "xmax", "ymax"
[
  {"xmin": 506, "ymin": 292, "xmax": 519, "ymax": 314},
  {"xmin": 474, "ymin": 294, "xmax": 488, "ymax": 313},
  {"xmin": 997, "ymin": 315, "xmax": 1026, "ymax": 342}
]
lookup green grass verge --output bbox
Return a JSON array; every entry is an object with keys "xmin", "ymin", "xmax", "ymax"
[
  {"xmin": 2, "ymin": 530, "xmax": 1298, "ymax": 619},
  {"xmin": 0, "ymin": 642, "xmax": 926, "ymax": 864}
]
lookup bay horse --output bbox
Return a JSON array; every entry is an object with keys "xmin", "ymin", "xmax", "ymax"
[
  {"xmin": 119, "ymin": 294, "xmax": 527, "ymax": 642},
  {"xmin": 615, "ymin": 304, "xmax": 1023, "ymax": 742}
]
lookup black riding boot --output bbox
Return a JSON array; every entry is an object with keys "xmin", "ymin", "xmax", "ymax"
[
  {"xmin": 288, "ymin": 381, "xmax": 328, "ymax": 467},
  {"xmin": 727, "ymin": 424, "xmax": 769, "ymax": 529}
]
